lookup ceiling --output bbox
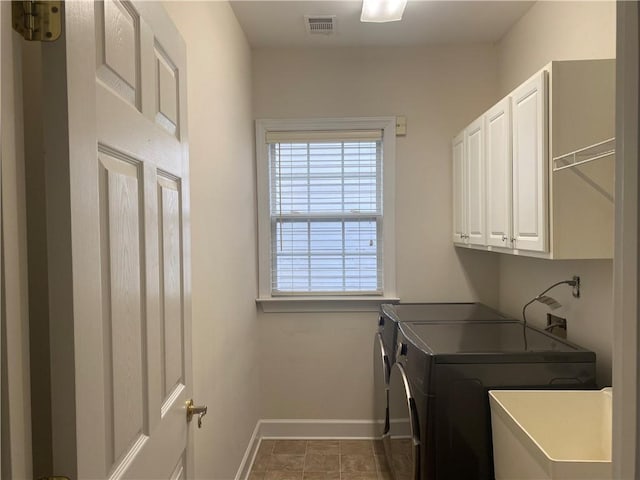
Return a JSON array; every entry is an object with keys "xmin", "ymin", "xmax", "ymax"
[{"xmin": 230, "ymin": 1, "xmax": 535, "ymax": 48}]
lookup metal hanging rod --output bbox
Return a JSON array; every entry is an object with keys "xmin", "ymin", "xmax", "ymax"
[{"xmin": 553, "ymin": 137, "xmax": 615, "ymax": 172}]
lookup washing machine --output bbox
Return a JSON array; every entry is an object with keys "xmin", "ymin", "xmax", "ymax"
[
  {"xmin": 373, "ymin": 303, "xmax": 511, "ymax": 439},
  {"xmin": 385, "ymin": 318, "xmax": 597, "ymax": 480}
]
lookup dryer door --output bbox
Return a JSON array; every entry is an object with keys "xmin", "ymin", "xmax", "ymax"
[
  {"xmin": 374, "ymin": 332, "xmax": 391, "ymax": 438},
  {"xmin": 385, "ymin": 363, "xmax": 420, "ymax": 480}
]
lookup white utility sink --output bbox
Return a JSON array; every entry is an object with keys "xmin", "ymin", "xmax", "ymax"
[{"xmin": 489, "ymin": 388, "xmax": 612, "ymax": 480}]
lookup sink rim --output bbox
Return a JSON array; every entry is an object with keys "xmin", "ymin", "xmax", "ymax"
[{"xmin": 489, "ymin": 388, "xmax": 612, "ymax": 464}]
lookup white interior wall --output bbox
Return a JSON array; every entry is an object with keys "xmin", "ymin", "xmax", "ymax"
[
  {"xmin": 163, "ymin": 3, "xmax": 260, "ymax": 478},
  {"xmin": 252, "ymin": 46, "xmax": 501, "ymax": 420},
  {"xmin": 497, "ymin": 1, "xmax": 616, "ymax": 95},
  {"xmin": 495, "ymin": 1, "xmax": 616, "ymax": 386}
]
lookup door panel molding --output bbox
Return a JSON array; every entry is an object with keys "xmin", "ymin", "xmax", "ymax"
[{"xmin": 95, "ymin": 0, "xmax": 142, "ymax": 108}]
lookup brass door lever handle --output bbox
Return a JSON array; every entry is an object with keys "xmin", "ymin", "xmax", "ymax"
[{"xmin": 186, "ymin": 399, "xmax": 208, "ymax": 428}]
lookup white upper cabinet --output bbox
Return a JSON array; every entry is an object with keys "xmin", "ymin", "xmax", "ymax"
[
  {"xmin": 511, "ymin": 70, "xmax": 548, "ymax": 253},
  {"xmin": 466, "ymin": 117, "xmax": 486, "ymax": 246},
  {"xmin": 452, "ymin": 132, "xmax": 467, "ymax": 244},
  {"xmin": 452, "ymin": 118, "xmax": 486, "ymax": 247},
  {"xmin": 452, "ymin": 59, "xmax": 615, "ymax": 260},
  {"xmin": 485, "ymin": 97, "xmax": 512, "ymax": 248}
]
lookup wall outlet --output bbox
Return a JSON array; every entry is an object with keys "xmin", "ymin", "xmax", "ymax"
[{"xmin": 547, "ymin": 313, "xmax": 567, "ymax": 339}]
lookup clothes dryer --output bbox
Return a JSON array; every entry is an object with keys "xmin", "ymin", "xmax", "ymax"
[
  {"xmin": 373, "ymin": 303, "xmax": 510, "ymax": 439},
  {"xmin": 385, "ymin": 319, "xmax": 596, "ymax": 480}
]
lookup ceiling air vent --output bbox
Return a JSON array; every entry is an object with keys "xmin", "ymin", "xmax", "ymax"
[{"xmin": 304, "ymin": 15, "xmax": 336, "ymax": 35}]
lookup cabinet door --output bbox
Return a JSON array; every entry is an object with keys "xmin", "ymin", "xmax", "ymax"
[
  {"xmin": 452, "ymin": 132, "xmax": 467, "ymax": 244},
  {"xmin": 486, "ymin": 98, "xmax": 512, "ymax": 248},
  {"xmin": 465, "ymin": 118, "xmax": 486, "ymax": 245},
  {"xmin": 511, "ymin": 71, "xmax": 548, "ymax": 252}
]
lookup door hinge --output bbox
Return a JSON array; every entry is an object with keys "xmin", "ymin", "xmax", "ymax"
[{"xmin": 12, "ymin": 1, "xmax": 61, "ymax": 42}]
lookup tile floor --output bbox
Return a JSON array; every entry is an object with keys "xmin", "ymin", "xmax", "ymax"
[{"xmin": 248, "ymin": 439, "xmax": 392, "ymax": 480}]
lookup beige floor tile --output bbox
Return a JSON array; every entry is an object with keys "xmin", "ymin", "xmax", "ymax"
[
  {"xmin": 389, "ymin": 438, "xmax": 412, "ymax": 455},
  {"xmin": 307, "ymin": 440, "xmax": 340, "ymax": 455},
  {"xmin": 274, "ymin": 440, "xmax": 308, "ymax": 455},
  {"xmin": 250, "ymin": 439, "xmax": 393, "ymax": 480},
  {"xmin": 258, "ymin": 440, "xmax": 277, "ymax": 456},
  {"xmin": 340, "ymin": 474, "xmax": 378, "ymax": 480},
  {"xmin": 264, "ymin": 472, "xmax": 303, "ymax": 480},
  {"xmin": 340, "ymin": 454, "xmax": 377, "ymax": 473},
  {"xmin": 340, "ymin": 440, "xmax": 374, "ymax": 455},
  {"xmin": 252, "ymin": 454, "xmax": 271, "ymax": 472},
  {"xmin": 302, "ymin": 473, "xmax": 340, "ymax": 480},
  {"xmin": 373, "ymin": 454, "xmax": 389, "ymax": 472},
  {"xmin": 372, "ymin": 440, "xmax": 384, "ymax": 455},
  {"xmin": 269, "ymin": 454, "xmax": 306, "ymax": 472},
  {"xmin": 304, "ymin": 453, "xmax": 340, "ymax": 472},
  {"xmin": 390, "ymin": 453, "xmax": 413, "ymax": 476}
]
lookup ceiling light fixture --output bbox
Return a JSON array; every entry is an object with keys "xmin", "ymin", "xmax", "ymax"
[{"xmin": 360, "ymin": 0, "xmax": 407, "ymax": 23}]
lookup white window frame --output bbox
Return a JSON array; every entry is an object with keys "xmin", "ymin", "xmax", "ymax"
[{"xmin": 256, "ymin": 117, "xmax": 398, "ymax": 312}]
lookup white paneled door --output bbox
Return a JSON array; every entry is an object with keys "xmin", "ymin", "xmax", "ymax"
[{"xmin": 43, "ymin": 2, "xmax": 193, "ymax": 478}]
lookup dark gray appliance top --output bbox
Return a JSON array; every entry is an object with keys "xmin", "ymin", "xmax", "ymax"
[
  {"xmin": 380, "ymin": 302, "xmax": 511, "ymax": 323},
  {"xmin": 399, "ymin": 321, "xmax": 595, "ymax": 363}
]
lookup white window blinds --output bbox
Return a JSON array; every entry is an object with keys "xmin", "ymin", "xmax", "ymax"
[{"xmin": 267, "ymin": 130, "xmax": 383, "ymax": 295}]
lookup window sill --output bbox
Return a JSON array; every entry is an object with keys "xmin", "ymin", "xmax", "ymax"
[{"xmin": 256, "ymin": 296, "xmax": 400, "ymax": 313}]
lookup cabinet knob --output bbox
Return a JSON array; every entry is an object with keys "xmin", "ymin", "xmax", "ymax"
[{"xmin": 501, "ymin": 235, "xmax": 508, "ymax": 242}]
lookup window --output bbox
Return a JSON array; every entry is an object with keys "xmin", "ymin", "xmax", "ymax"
[{"xmin": 256, "ymin": 118, "xmax": 397, "ymax": 305}]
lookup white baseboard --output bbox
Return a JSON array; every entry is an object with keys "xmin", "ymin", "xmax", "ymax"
[
  {"xmin": 258, "ymin": 419, "xmax": 379, "ymax": 439},
  {"xmin": 235, "ymin": 421, "xmax": 261, "ymax": 480},
  {"xmin": 235, "ymin": 419, "xmax": 379, "ymax": 480}
]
